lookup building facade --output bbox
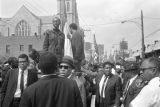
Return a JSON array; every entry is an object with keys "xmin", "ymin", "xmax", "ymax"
[
  {"xmin": 0, "ymin": 0, "xmax": 79, "ymax": 57},
  {"xmin": 57, "ymin": 0, "xmax": 79, "ymax": 25}
]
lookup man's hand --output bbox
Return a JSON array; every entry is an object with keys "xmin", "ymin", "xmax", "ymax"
[{"xmin": 67, "ymin": 34, "xmax": 71, "ymax": 39}]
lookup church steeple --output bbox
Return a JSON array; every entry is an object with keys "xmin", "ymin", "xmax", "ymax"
[{"xmin": 57, "ymin": 0, "xmax": 79, "ymax": 26}]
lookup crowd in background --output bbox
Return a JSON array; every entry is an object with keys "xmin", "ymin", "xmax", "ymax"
[
  {"xmin": 0, "ymin": 16, "xmax": 160, "ymax": 107},
  {"xmin": 0, "ymin": 49, "xmax": 160, "ymax": 107}
]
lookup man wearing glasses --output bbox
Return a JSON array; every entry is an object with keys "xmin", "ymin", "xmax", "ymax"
[
  {"xmin": 1, "ymin": 54, "xmax": 38, "ymax": 107},
  {"xmin": 19, "ymin": 52, "xmax": 83, "ymax": 107},
  {"xmin": 130, "ymin": 57, "xmax": 160, "ymax": 107},
  {"xmin": 58, "ymin": 56, "xmax": 87, "ymax": 107},
  {"xmin": 121, "ymin": 62, "xmax": 145, "ymax": 107},
  {"xmin": 58, "ymin": 56, "xmax": 75, "ymax": 78},
  {"xmin": 95, "ymin": 62, "xmax": 122, "ymax": 107}
]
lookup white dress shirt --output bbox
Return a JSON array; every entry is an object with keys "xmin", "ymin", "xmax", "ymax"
[
  {"xmin": 129, "ymin": 75, "xmax": 138, "ymax": 87},
  {"xmin": 99, "ymin": 74, "xmax": 109, "ymax": 98},
  {"xmin": 130, "ymin": 77, "xmax": 160, "ymax": 107},
  {"xmin": 14, "ymin": 68, "xmax": 28, "ymax": 98}
]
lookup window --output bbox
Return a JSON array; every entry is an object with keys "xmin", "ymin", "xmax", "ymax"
[
  {"xmin": 28, "ymin": 45, "xmax": 32, "ymax": 52},
  {"xmin": 66, "ymin": 2, "xmax": 70, "ymax": 12},
  {"xmin": 20, "ymin": 45, "xmax": 24, "ymax": 51},
  {"xmin": 6, "ymin": 45, "xmax": 10, "ymax": 54},
  {"xmin": 15, "ymin": 20, "xmax": 31, "ymax": 36}
]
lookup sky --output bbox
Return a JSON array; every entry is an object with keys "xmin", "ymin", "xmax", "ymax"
[{"xmin": 1, "ymin": 0, "xmax": 160, "ymax": 54}]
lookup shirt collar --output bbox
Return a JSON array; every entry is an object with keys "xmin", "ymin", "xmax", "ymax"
[
  {"xmin": 41, "ymin": 73, "xmax": 57, "ymax": 78},
  {"xmin": 19, "ymin": 68, "xmax": 28, "ymax": 73}
]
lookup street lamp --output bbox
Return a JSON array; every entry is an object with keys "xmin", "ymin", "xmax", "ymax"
[
  {"xmin": 121, "ymin": 20, "xmax": 141, "ymax": 29},
  {"xmin": 121, "ymin": 10, "xmax": 145, "ymax": 60}
]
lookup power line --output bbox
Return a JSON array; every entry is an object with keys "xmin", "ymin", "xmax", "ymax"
[
  {"xmin": 144, "ymin": 16, "xmax": 160, "ymax": 20},
  {"xmin": 79, "ymin": 14, "xmax": 89, "ymax": 27},
  {"xmin": 21, "ymin": 0, "xmax": 47, "ymax": 15},
  {"xmin": 130, "ymin": 29, "xmax": 160, "ymax": 48},
  {"xmin": 16, "ymin": 0, "xmax": 47, "ymax": 15},
  {"xmin": 0, "ymin": 19, "xmax": 15, "ymax": 27},
  {"xmin": 145, "ymin": 29, "xmax": 160, "ymax": 38},
  {"xmin": 81, "ymin": 17, "xmax": 140, "ymax": 27},
  {"xmin": 82, "ymin": 21, "xmax": 122, "ymax": 27},
  {"xmin": 30, "ymin": 0, "xmax": 51, "ymax": 15}
]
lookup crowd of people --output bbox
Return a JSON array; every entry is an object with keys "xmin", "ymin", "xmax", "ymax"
[{"xmin": 0, "ymin": 17, "xmax": 160, "ymax": 107}]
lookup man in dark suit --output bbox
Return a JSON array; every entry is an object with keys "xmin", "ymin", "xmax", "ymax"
[
  {"xmin": 19, "ymin": 52, "xmax": 83, "ymax": 107},
  {"xmin": 0, "ymin": 54, "xmax": 38, "ymax": 107},
  {"xmin": 122, "ymin": 62, "xmax": 148, "ymax": 107},
  {"xmin": 95, "ymin": 62, "xmax": 122, "ymax": 107}
]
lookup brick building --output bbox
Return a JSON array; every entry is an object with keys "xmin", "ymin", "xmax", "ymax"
[{"xmin": 0, "ymin": 0, "xmax": 79, "ymax": 57}]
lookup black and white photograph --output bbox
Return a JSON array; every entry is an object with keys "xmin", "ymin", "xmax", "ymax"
[{"xmin": 0, "ymin": 0, "xmax": 160, "ymax": 107}]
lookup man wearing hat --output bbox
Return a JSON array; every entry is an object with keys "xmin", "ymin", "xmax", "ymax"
[
  {"xmin": 19, "ymin": 52, "xmax": 83, "ymax": 107},
  {"xmin": 121, "ymin": 62, "xmax": 147, "ymax": 107},
  {"xmin": 58, "ymin": 55, "xmax": 75, "ymax": 78},
  {"xmin": 58, "ymin": 55, "xmax": 87, "ymax": 107}
]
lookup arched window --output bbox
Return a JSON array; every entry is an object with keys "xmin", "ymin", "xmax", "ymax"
[
  {"xmin": 15, "ymin": 20, "xmax": 31, "ymax": 36},
  {"xmin": 66, "ymin": 2, "xmax": 70, "ymax": 12}
]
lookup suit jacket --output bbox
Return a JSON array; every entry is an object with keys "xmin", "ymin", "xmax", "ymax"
[
  {"xmin": 19, "ymin": 75, "xmax": 83, "ymax": 107},
  {"xmin": 123, "ymin": 75, "xmax": 146, "ymax": 107},
  {"xmin": 0, "ymin": 68, "xmax": 38, "ymax": 107},
  {"xmin": 95, "ymin": 73, "xmax": 122, "ymax": 107}
]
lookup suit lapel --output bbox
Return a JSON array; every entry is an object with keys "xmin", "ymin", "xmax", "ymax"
[
  {"xmin": 15, "ymin": 69, "xmax": 19, "ymax": 84},
  {"xmin": 95, "ymin": 73, "xmax": 104, "ymax": 103},
  {"xmin": 27, "ymin": 70, "xmax": 31, "ymax": 86},
  {"xmin": 12, "ymin": 69, "xmax": 19, "ymax": 94},
  {"xmin": 104, "ymin": 74, "xmax": 113, "ymax": 96}
]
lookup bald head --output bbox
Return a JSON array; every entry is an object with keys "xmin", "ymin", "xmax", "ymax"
[
  {"xmin": 140, "ymin": 57, "xmax": 160, "ymax": 81},
  {"xmin": 141, "ymin": 57, "xmax": 160, "ymax": 71}
]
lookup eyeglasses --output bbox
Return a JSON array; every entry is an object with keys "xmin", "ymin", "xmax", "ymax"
[
  {"xmin": 139, "ymin": 67, "xmax": 158, "ymax": 72},
  {"xmin": 59, "ymin": 65, "xmax": 70, "ymax": 69},
  {"xmin": 19, "ymin": 61, "xmax": 27, "ymax": 63}
]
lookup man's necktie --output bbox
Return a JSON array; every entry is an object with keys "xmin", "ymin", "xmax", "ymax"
[
  {"xmin": 20, "ymin": 70, "xmax": 24, "ymax": 94},
  {"xmin": 123, "ymin": 80, "xmax": 130, "ymax": 100}
]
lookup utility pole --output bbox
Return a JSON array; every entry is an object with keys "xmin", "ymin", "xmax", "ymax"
[{"xmin": 141, "ymin": 10, "xmax": 145, "ymax": 60}]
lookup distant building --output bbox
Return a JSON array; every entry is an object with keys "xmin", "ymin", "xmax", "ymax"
[
  {"xmin": 84, "ymin": 42, "xmax": 104, "ymax": 62},
  {"xmin": 0, "ymin": 0, "xmax": 79, "ymax": 57}
]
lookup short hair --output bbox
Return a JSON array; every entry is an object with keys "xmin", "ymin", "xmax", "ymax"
[
  {"xmin": 8, "ymin": 57, "xmax": 18, "ymax": 69},
  {"xmin": 146, "ymin": 57, "xmax": 160, "ymax": 71},
  {"xmin": 69, "ymin": 23, "xmax": 78, "ymax": 30},
  {"xmin": 52, "ymin": 17, "xmax": 60, "ymax": 22},
  {"xmin": 18, "ymin": 54, "xmax": 29, "ymax": 62},
  {"xmin": 29, "ymin": 49, "xmax": 40, "ymax": 63},
  {"xmin": 103, "ymin": 61, "xmax": 114, "ymax": 68},
  {"xmin": 38, "ymin": 52, "xmax": 57, "ymax": 74}
]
